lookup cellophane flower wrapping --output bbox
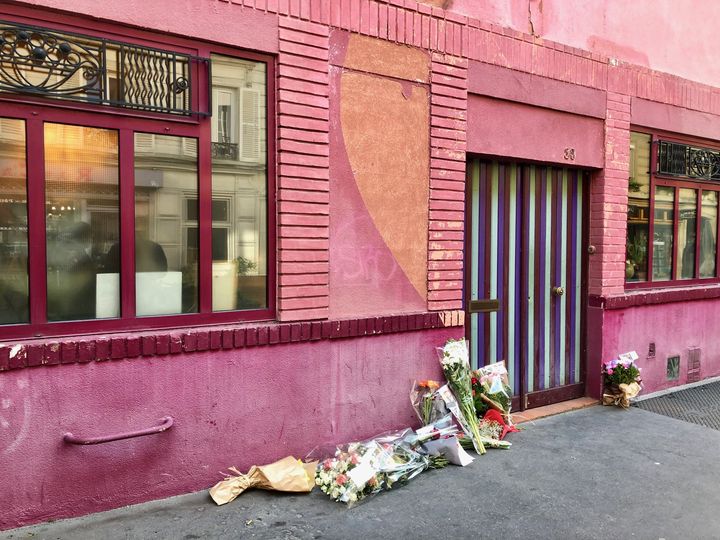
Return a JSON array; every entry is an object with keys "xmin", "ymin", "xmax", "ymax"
[
  {"xmin": 410, "ymin": 379, "xmax": 449, "ymax": 425},
  {"xmin": 416, "ymin": 414, "xmax": 474, "ymax": 466},
  {"xmin": 471, "ymin": 361, "xmax": 514, "ymax": 424},
  {"xmin": 315, "ymin": 428, "xmax": 448, "ymax": 507},
  {"xmin": 437, "ymin": 338, "xmax": 486, "ymax": 455}
]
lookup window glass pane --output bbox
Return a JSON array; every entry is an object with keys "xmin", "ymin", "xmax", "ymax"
[
  {"xmin": 134, "ymin": 133, "xmax": 198, "ymax": 316},
  {"xmin": 0, "ymin": 118, "xmax": 28, "ymax": 324},
  {"xmin": 676, "ymin": 188, "xmax": 697, "ymax": 279},
  {"xmin": 626, "ymin": 132, "xmax": 651, "ymax": 282},
  {"xmin": 212, "ymin": 228, "xmax": 229, "ymax": 261},
  {"xmin": 700, "ymin": 191, "xmax": 718, "ymax": 278},
  {"xmin": 211, "ymin": 55, "xmax": 267, "ymax": 311},
  {"xmin": 185, "ymin": 199, "xmax": 228, "ymax": 222},
  {"xmin": 652, "ymin": 186, "xmax": 675, "ymax": 281},
  {"xmin": 45, "ymin": 123, "xmax": 119, "ymax": 321}
]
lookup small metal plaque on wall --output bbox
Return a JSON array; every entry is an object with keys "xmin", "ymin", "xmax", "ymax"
[{"xmin": 468, "ymin": 299, "xmax": 500, "ymax": 313}]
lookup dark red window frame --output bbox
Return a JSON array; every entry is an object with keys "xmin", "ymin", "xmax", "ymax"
[
  {"xmin": 0, "ymin": 8, "xmax": 277, "ymax": 339},
  {"xmin": 626, "ymin": 128, "xmax": 720, "ymax": 290}
]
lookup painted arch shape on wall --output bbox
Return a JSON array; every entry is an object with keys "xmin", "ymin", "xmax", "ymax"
[{"xmin": 328, "ymin": 34, "xmax": 431, "ymax": 317}]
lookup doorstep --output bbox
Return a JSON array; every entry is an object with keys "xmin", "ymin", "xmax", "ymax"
[{"xmin": 513, "ymin": 397, "xmax": 599, "ymax": 424}]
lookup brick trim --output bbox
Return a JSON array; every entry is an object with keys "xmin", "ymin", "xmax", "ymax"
[
  {"xmin": 588, "ymin": 92, "xmax": 631, "ymax": 297},
  {"xmin": 428, "ymin": 53, "xmax": 467, "ymax": 311},
  {"xmin": 589, "ymin": 284, "xmax": 720, "ymax": 310},
  {"xmin": 277, "ymin": 17, "xmax": 331, "ymax": 321},
  {"xmin": 0, "ymin": 310, "xmax": 464, "ymax": 371}
]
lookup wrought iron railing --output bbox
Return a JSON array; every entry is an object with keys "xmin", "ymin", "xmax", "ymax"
[
  {"xmin": 211, "ymin": 141, "xmax": 239, "ymax": 160},
  {"xmin": 658, "ymin": 140, "xmax": 720, "ymax": 181},
  {"xmin": 0, "ymin": 20, "xmax": 209, "ymax": 116}
]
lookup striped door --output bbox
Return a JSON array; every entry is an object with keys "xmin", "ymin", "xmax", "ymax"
[{"xmin": 467, "ymin": 159, "xmax": 587, "ymax": 410}]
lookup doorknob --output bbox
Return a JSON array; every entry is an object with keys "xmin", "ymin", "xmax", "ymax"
[{"xmin": 552, "ymin": 286, "xmax": 564, "ymax": 296}]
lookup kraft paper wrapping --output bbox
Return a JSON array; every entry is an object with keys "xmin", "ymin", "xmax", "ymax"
[
  {"xmin": 209, "ymin": 456, "xmax": 318, "ymax": 505},
  {"xmin": 602, "ymin": 382, "xmax": 641, "ymax": 409}
]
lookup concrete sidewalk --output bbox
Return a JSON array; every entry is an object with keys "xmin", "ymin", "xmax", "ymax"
[{"xmin": 3, "ymin": 405, "xmax": 720, "ymax": 540}]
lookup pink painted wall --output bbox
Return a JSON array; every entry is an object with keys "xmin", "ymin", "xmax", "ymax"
[
  {"xmin": 601, "ymin": 299, "xmax": 720, "ymax": 395},
  {"xmin": 467, "ymin": 95, "xmax": 604, "ymax": 168},
  {"xmin": 7, "ymin": 0, "xmax": 279, "ymax": 53},
  {"xmin": 0, "ymin": 329, "xmax": 458, "ymax": 529},
  {"xmin": 444, "ymin": 0, "xmax": 720, "ymax": 88}
]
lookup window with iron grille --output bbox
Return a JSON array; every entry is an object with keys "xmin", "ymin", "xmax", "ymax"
[
  {"xmin": 0, "ymin": 17, "xmax": 274, "ymax": 338},
  {"xmin": 626, "ymin": 132, "xmax": 720, "ymax": 288}
]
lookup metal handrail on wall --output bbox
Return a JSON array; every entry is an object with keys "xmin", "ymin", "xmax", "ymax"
[{"xmin": 63, "ymin": 416, "xmax": 174, "ymax": 445}]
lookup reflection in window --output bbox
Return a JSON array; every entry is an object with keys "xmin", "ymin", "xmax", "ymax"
[
  {"xmin": 626, "ymin": 132, "xmax": 651, "ymax": 282},
  {"xmin": 0, "ymin": 119, "xmax": 28, "ymax": 324},
  {"xmin": 700, "ymin": 191, "xmax": 718, "ymax": 278},
  {"xmin": 211, "ymin": 54, "xmax": 267, "ymax": 311},
  {"xmin": 653, "ymin": 186, "xmax": 675, "ymax": 281},
  {"xmin": 134, "ymin": 133, "xmax": 198, "ymax": 316},
  {"xmin": 45, "ymin": 123, "xmax": 119, "ymax": 321},
  {"xmin": 677, "ymin": 188, "xmax": 697, "ymax": 280}
]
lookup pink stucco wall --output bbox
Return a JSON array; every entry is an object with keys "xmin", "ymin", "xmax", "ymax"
[
  {"xmin": 445, "ymin": 0, "xmax": 720, "ymax": 88},
  {"xmin": 601, "ymin": 300, "xmax": 720, "ymax": 395},
  {"xmin": 466, "ymin": 95, "xmax": 604, "ymax": 168},
  {"xmin": 10, "ymin": 0, "xmax": 279, "ymax": 53},
  {"xmin": 0, "ymin": 329, "xmax": 458, "ymax": 529}
]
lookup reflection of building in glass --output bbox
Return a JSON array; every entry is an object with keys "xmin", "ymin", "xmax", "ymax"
[
  {"xmin": 132, "ymin": 56, "xmax": 268, "ymax": 313},
  {"xmin": 0, "ymin": 118, "xmax": 28, "ymax": 324},
  {"xmin": 44, "ymin": 123, "xmax": 119, "ymax": 321},
  {"xmin": 211, "ymin": 55, "xmax": 267, "ymax": 311}
]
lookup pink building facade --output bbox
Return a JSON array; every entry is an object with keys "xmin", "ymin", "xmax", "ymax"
[{"xmin": 1, "ymin": 0, "xmax": 719, "ymax": 529}]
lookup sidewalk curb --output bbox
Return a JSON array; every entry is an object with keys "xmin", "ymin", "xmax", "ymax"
[{"xmin": 633, "ymin": 375, "xmax": 720, "ymax": 402}]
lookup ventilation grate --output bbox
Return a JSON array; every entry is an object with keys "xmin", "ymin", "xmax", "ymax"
[
  {"xmin": 667, "ymin": 355, "xmax": 680, "ymax": 380},
  {"xmin": 687, "ymin": 347, "xmax": 702, "ymax": 383},
  {"xmin": 635, "ymin": 381, "xmax": 720, "ymax": 431}
]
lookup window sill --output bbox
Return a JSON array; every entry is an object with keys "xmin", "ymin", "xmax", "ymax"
[
  {"xmin": 590, "ymin": 283, "xmax": 720, "ymax": 310},
  {"xmin": 0, "ymin": 311, "xmax": 464, "ymax": 372}
]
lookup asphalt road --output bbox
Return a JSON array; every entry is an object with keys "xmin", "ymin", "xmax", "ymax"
[{"xmin": 3, "ymin": 405, "xmax": 719, "ymax": 540}]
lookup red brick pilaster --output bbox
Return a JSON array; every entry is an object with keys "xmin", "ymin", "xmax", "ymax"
[
  {"xmin": 589, "ymin": 91, "xmax": 631, "ymax": 296},
  {"xmin": 428, "ymin": 53, "xmax": 468, "ymax": 311},
  {"xmin": 277, "ymin": 17, "xmax": 330, "ymax": 321}
]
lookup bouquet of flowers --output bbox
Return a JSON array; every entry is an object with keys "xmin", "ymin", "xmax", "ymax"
[
  {"xmin": 476, "ymin": 410, "xmax": 513, "ymax": 448},
  {"xmin": 602, "ymin": 351, "xmax": 642, "ymax": 408},
  {"xmin": 471, "ymin": 361, "xmax": 513, "ymax": 423},
  {"xmin": 315, "ymin": 428, "xmax": 448, "ymax": 506},
  {"xmin": 410, "ymin": 379, "xmax": 449, "ymax": 425},
  {"xmin": 438, "ymin": 339, "xmax": 486, "ymax": 455}
]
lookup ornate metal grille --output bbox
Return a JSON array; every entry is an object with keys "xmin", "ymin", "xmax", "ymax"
[
  {"xmin": 658, "ymin": 140, "xmax": 720, "ymax": 181},
  {"xmin": 211, "ymin": 141, "xmax": 239, "ymax": 160},
  {"xmin": 0, "ymin": 21, "xmax": 209, "ymax": 116}
]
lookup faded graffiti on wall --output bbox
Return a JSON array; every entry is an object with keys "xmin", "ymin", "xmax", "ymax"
[{"xmin": 329, "ymin": 31, "xmax": 431, "ymax": 318}]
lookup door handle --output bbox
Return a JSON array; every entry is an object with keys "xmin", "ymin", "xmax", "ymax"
[
  {"xmin": 552, "ymin": 286, "xmax": 564, "ymax": 297},
  {"xmin": 468, "ymin": 299, "xmax": 500, "ymax": 313}
]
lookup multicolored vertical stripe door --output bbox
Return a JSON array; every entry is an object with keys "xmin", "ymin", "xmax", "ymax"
[{"xmin": 467, "ymin": 159, "xmax": 587, "ymax": 410}]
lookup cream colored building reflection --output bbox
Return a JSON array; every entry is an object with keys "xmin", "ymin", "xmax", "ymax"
[{"xmin": 210, "ymin": 55, "xmax": 267, "ymax": 311}]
